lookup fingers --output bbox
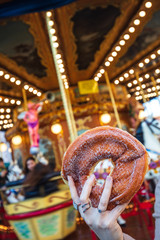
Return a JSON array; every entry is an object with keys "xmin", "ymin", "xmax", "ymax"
[
  {"xmin": 109, "ymin": 202, "xmax": 128, "ymax": 222},
  {"xmin": 67, "ymin": 176, "xmax": 80, "ymax": 203},
  {"xmin": 80, "ymin": 174, "xmax": 95, "ymax": 203},
  {"xmin": 98, "ymin": 176, "xmax": 113, "ymax": 212}
]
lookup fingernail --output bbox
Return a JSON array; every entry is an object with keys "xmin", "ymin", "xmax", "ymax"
[{"xmin": 107, "ymin": 176, "xmax": 112, "ymax": 181}]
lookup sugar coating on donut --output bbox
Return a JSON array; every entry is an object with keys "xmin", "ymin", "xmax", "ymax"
[{"xmin": 61, "ymin": 126, "xmax": 149, "ymax": 210}]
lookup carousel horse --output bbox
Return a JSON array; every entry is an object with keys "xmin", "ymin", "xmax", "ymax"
[
  {"xmin": 135, "ymin": 116, "xmax": 160, "ymax": 180},
  {"xmin": 5, "ymin": 160, "xmax": 25, "ymax": 203}
]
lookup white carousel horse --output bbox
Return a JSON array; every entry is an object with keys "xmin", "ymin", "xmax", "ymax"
[
  {"xmin": 136, "ymin": 116, "xmax": 160, "ymax": 180},
  {"xmin": 7, "ymin": 159, "xmax": 24, "ymax": 182}
]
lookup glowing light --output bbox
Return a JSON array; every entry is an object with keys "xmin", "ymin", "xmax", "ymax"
[
  {"xmin": 49, "ymin": 20, "xmax": 54, "ymax": 26},
  {"xmin": 16, "ymin": 100, "xmax": 21, "ymax": 105},
  {"xmin": 108, "ymin": 56, "xmax": 114, "ymax": 62},
  {"xmin": 97, "ymin": 73, "xmax": 102, "ymax": 78},
  {"xmin": 119, "ymin": 40, "xmax": 125, "ymax": 46},
  {"xmin": 115, "ymin": 46, "xmax": 121, "ymax": 51},
  {"xmin": 124, "ymin": 73, "xmax": 129, "ymax": 78},
  {"xmin": 134, "ymin": 19, "xmax": 140, "ymax": 25},
  {"xmin": 16, "ymin": 80, "xmax": 21, "ymax": 85},
  {"xmin": 10, "ymin": 99, "xmax": 15, "ymax": 104},
  {"xmin": 53, "ymin": 42, "xmax": 59, "ymax": 48},
  {"xmin": 4, "ymin": 98, "xmax": 9, "ymax": 103},
  {"xmin": 37, "ymin": 92, "xmax": 42, "ymax": 97},
  {"xmin": 56, "ymin": 54, "xmax": 61, "ymax": 59},
  {"xmin": 0, "ymin": 71, "xmax": 4, "ymax": 76},
  {"xmin": 139, "ymin": 11, "xmax": 146, "ymax": 17},
  {"xmin": 105, "ymin": 61, "xmax": 110, "ymax": 66},
  {"xmin": 144, "ymin": 58, "xmax": 150, "ymax": 63},
  {"xmin": 124, "ymin": 34, "xmax": 130, "ymax": 40},
  {"xmin": 0, "ymin": 143, "xmax": 7, "ymax": 152},
  {"xmin": 129, "ymin": 27, "xmax": 135, "ymax": 33},
  {"xmin": 51, "ymin": 123, "xmax": 62, "ymax": 134},
  {"xmin": 52, "ymin": 36, "xmax": 57, "ymax": 42},
  {"xmin": 12, "ymin": 135, "xmax": 22, "ymax": 145},
  {"xmin": 100, "ymin": 69, "xmax": 105, "ymax": 74},
  {"xmin": 157, "ymin": 49, "xmax": 160, "ymax": 55},
  {"xmin": 100, "ymin": 113, "xmax": 111, "ymax": 124},
  {"xmin": 29, "ymin": 87, "xmax": 33, "ymax": 92},
  {"xmin": 4, "ymin": 74, "xmax": 10, "ymax": 79},
  {"xmin": 139, "ymin": 62, "xmax": 144, "ymax": 68},
  {"xmin": 151, "ymin": 54, "xmax": 156, "ymax": 59},
  {"xmin": 24, "ymin": 85, "xmax": 29, "ymax": 90},
  {"xmin": 114, "ymin": 80, "xmax": 119, "ymax": 85},
  {"xmin": 119, "ymin": 76, "xmax": 124, "ymax": 81},
  {"xmin": 145, "ymin": 2, "xmax": 152, "ymax": 8},
  {"xmin": 112, "ymin": 51, "xmax": 117, "ymax": 57},
  {"xmin": 127, "ymin": 83, "xmax": 132, "ymax": 87},
  {"xmin": 10, "ymin": 77, "xmax": 15, "ymax": 82},
  {"xmin": 94, "ymin": 77, "xmax": 99, "ymax": 81},
  {"xmin": 50, "ymin": 28, "xmax": 56, "ymax": 34},
  {"xmin": 47, "ymin": 11, "xmax": 52, "ymax": 17},
  {"xmin": 145, "ymin": 74, "xmax": 150, "ymax": 79},
  {"xmin": 129, "ymin": 69, "xmax": 134, "ymax": 74},
  {"xmin": 139, "ymin": 77, "xmax": 143, "ymax": 82},
  {"xmin": 133, "ymin": 80, "xmax": 138, "ymax": 84}
]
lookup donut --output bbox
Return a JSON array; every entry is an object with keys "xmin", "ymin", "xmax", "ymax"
[{"xmin": 61, "ymin": 126, "xmax": 149, "ymax": 210}]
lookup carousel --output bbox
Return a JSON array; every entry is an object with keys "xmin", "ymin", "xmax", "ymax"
[{"xmin": 0, "ymin": 0, "xmax": 160, "ymax": 240}]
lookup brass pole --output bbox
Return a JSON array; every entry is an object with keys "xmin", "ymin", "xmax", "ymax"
[
  {"xmin": 104, "ymin": 71, "xmax": 122, "ymax": 129},
  {"xmin": 151, "ymin": 76, "xmax": 159, "ymax": 97},
  {"xmin": 45, "ymin": 15, "xmax": 77, "ymax": 142},
  {"xmin": 135, "ymin": 72, "xmax": 146, "ymax": 103},
  {"xmin": 22, "ymin": 88, "xmax": 28, "ymax": 111}
]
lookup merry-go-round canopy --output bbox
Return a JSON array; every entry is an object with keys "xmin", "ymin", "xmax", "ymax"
[{"xmin": 0, "ymin": 0, "xmax": 160, "ymax": 131}]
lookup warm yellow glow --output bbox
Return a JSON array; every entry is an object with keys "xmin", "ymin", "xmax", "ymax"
[
  {"xmin": 10, "ymin": 77, "xmax": 15, "ymax": 82},
  {"xmin": 29, "ymin": 87, "xmax": 33, "ymax": 92},
  {"xmin": 4, "ymin": 74, "xmax": 10, "ymax": 79},
  {"xmin": 134, "ymin": 19, "xmax": 140, "ymax": 25},
  {"xmin": 49, "ymin": 20, "xmax": 54, "ymax": 26},
  {"xmin": 24, "ymin": 85, "xmax": 29, "ymax": 90},
  {"xmin": 4, "ymin": 98, "xmax": 9, "ymax": 103},
  {"xmin": 56, "ymin": 54, "xmax": 61, "ymax": 59},
  {"xmin": 16, "ymin": 100, "xmax": 21, "ymax": 105},
  {"xmin": 142, "ymin": 84, "xmax": 146, "ymax": 89},
  {"xmin": 136, "ymin": 86, "xmax": 140, "ymax": 90},
  {"xmin": 127, "ymin": 94, "xmax": 131, "ymax": 98},
  {"xmin": 133, "ymin": 80, "xmax": 137, "ymax": 84},
  {"xmin": 50, "ymin": 28, "xmax": 56, "ymax": 34},
  {"xmin": 157, "ymin": 49, "xmax": 160, "ymax": 55},
  {"xmin": 129, "ymin": 27, "xmax": 135, "ymax": 33},
  {"xmin": 100, "ymin": 113, "xmax": 111, "ymax": 124},
  {"xmin": 115, "ymin": 46, "xmax": 121, "ymax": 51},
  {"xmin": 127, "ymin": 83, "xmax": 132, "ymax": 87},
  {"xmin": 139, "ymin": 110, "xmax": 146, "ymax": 120},
  {"xmin": 94, "ymin": 77, "xmax": 99, "ymax": 81},
  {"xmin": 51, "ymin": 123, "xmax": 62, "ymax": 134},
  {"xmin": 129, "ymin": 69, "xmax": 134, "ymax": 74},
  {"xmin": 53, "ymin": 42, "xmax": 59, "ymax": 48},
  {"xmin": 0, "ymin": 71, "xmax": 4, "ymax": 76},
  {"xmin": 124, "ymin": 34, "xmax": 130, "ymax": 40},
  {"xmin": 108, "ymin": 56, "xmax": 114, "ymax": 62},
  {"xmin": 0, "ymin": 143, "xmax": 7, "ymax": 152},
  {"xmin": 47, "ymin": 11, "xmax": 52, "ymax": 17},
  {"xmin": 139, "ymin": 11, "xmax": 146, "ymax": 17},
  {"xmin": 151, "ymin": 54, "xmax": 156, "ymax": 59},
  {"xmin": 112, "ymin": 51, "xmax": 117, "ymax": 57},
  {"xmin": 139, "ymin": 77, "xmax": 143, "ymax": 82},
  {"xmin": 145, "ymin": 2, "xmax": 152, "ymax": 8},
  {"xmin": 33, "ymin": 90, "xmax": 38, "ymax": 94},
  {"xmin": 114, "ymin": 80, "xmax": 119, "ymax": 85},
  {"xmin": 97, "ymin": 73, "xmax": 102, "ymax": 78},
  {"xmin": 12, "ymin": 135, "xmax": 22, "ymax": 145},
  {"xmin": 0, "ymin": 97, "xmax": 2, "ymax": 102},
  {"xmin": 100, "ymin": 69, "xmax": 105, "ymax": 74},
  {"xmin": 155, "ymin": 69, "xmax": 160, "ymax": 74},
  {"xmin": 119, "ymin": 76, "xmax": 124, "ymax": 81},
  {"xmin": 139, "ymin": 62, "xmax": 144, "ymax": 68},
  {"xmin": 145, "ymin": 74, "xmax": 150, "ymax": 79},
  {"xmin": 105, "ymin": 61, "xmax": 110, "ymax": 66},
  {"xmin": 10, "ymin": 99, "xmax": 15, "ymax": 104},
  {"xmin": 119, "ymin": 40, "xmax": 125, "ymax": 46},
  {"xmin": 16, "ymin": 80, "xmax": 21, "ymax": 85},
  {"xmin": 37, "ymin": 92, "xmax": 42, "ymax": 97},
  {"xmin": 144, "ymin": 58, "xmax": 150, "ymax": 63},
  {"xmin": 124, "ymin": 73, "xmax": 129, "ymax": 78}
]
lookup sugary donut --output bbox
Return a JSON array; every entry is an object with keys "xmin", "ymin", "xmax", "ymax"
[{"xmin": 61, "ymin": 126, "xmax": 149, "ymax": 210}]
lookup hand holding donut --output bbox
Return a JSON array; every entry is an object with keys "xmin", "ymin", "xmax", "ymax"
[{"xmin": 68, "ymin": 174, "xmax": 130, "ymax": 240}]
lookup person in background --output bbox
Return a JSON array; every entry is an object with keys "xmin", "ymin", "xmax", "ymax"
[
  {"xmin": 23, "ymin": 156, "xmax": 36, "ymax": 176},
  {"xmin": 0, "ymin": 157, "xmax": 7, "ymax": 187},
  {"xmin": 23, "ymin": 161, "xmax": 59, "ymax": 199},
  {"xmin": 68, "ymin": 174, "xmax": 160, "ymax": 240}
]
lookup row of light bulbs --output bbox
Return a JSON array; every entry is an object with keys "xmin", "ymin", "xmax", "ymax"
[
  {"xmin": 0, "ymin": 123, "xmax": 13, "ymax": 130},
  {"xmin": 93, "ymin": 1, "xmax": 152, "ymax": 81},
  {"xmin": 46, "ymin": 11, "xmax": 69, "ymax": 90},
  {"xmin": 0, "ymin": 96, "xmax": 21, "ymax": 105},
  {"xmin": 136, "ymin": 91, "xmax": 160, "ymax": 100},
  {"xmin": 129, "ymin": 78, "xmax": 160, "ymax": 92},
  {"xmin": 0, "ymin": 108, "xmax": 11, "ymax": 113},
  {"xmin": 0, "ymin": 119, "xmax": 12, "ymax": 125},
  {"xmin": 0, "ymin": 69, "xmax": 42, "ymax": 97},
  {"xmin": 114, "ymin": 48, "xmax": 160, "ymax": 85}
]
